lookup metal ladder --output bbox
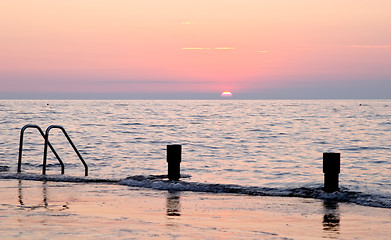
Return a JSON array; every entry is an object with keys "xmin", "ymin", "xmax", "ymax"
[{"xmin": 18, "ymin": 124, "xmax": 88, "ymax": 176}]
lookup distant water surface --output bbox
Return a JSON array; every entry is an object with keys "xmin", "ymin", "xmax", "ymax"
[{"xmin": 0, "ymin": 100, "xmax": 390, "ymax": 205}]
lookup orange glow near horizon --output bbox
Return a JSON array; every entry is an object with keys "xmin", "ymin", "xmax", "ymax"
[{"xmin": 0, "ymin": 1, "xmax": 390, "ymax": 95}]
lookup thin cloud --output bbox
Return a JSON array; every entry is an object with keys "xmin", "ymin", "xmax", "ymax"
[
  {"xmin": 351, "ymin": 45, "xmax": 391, "ymax": 49},
  {"xmin": 181, "ymin": 47, "xmax": 211, "ymax": 50},
  {"xmin": 97, "ymin": 80, "xmax": 218, "ymax": 85},
  {"xmin": 181, "ymin": 47, "xmax": 235, "ymax": 50},
  {"xmin": 258, "ymin": 50, "xmax": 269, "ymax": 53},
  {"xmin": 181, "ymin": 21, "xmax": 194, "ymax": 25},
  {"xmin": 215, "ymin": 47, "xmax": 235, "ymax": 50}
]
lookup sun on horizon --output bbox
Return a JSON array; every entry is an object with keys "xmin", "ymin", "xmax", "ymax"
[{"xmin": 220, "ymin": 91, "xmax": 233, "ymax": 98}]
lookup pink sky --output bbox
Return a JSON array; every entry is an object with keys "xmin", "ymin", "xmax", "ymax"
[{"xmin": 0, "ymin": 1, "xmax": 390, "ymax": 98}]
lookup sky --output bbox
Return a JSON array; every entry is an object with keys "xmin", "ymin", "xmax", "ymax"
[{"xmin": 0, "ymin": 0, "xmax": 390, "ymax": 99}]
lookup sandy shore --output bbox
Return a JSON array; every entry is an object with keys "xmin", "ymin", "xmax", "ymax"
[{"xmin": 0, "ymin": 179, "xmax": 390, "ymax": 239}]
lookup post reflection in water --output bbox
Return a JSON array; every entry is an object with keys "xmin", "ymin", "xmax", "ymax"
[
  {"xmin": 322, "ymin": 200, "xmax": 340, "ymax": 238},
  {"xmin": 43, "ymin": 181, "xmax": 48, "ymax": 208},
  {"xmin": 166, "ymin": 190, "xmax": 181, "ymax": 217},
  {"xmin": 18, "ymin": 180, "xmax": 24, "ymax": 206}
]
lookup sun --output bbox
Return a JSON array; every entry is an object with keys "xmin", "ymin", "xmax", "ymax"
[{"xmin": 220, "ymin": 91, "xmax": 233, "ymax": 98}]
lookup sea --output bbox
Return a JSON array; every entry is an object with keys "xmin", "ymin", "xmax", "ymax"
[{"xmin": 0, "ymin": 99, "xmax": 390, "ymax": 208}]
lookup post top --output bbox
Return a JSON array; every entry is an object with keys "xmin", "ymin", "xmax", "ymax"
[{"xmin": 323, "ymin": 152, "xmax": 340, "ymax": 174}]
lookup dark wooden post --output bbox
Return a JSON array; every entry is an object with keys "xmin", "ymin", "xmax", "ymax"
[
  {"xmin": 167, "ymin": 145, "xmax": 181, "ymax": 180},
  {"xmin": 323, "ymin": 153, "xmax": 340, "ymax": 193}
]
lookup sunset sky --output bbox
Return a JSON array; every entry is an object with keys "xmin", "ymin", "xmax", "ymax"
[{"xmin": 0, "ymin": 0, "xmax": 390, "ymax": 99}]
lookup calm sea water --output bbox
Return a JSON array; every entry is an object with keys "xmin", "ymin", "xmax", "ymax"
[{"xmin": 0, "ymin": 99, "xmax": 390, "ymax": 207}]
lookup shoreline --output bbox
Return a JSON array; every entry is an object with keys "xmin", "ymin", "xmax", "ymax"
[
  {"xmin": 0, "ymin": 179, "xmax": 390, "ymax": 239},
  {"xmin": 1, "ymin": 172, "xmax": 390, "ymax": 210}
]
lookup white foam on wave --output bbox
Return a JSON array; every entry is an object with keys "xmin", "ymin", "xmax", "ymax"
[{"xmin": 1, "ymin": 173, "xmax": 390, "ymax": 209}]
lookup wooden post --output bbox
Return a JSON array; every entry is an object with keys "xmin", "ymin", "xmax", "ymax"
[
  {"xmin": 323, "ymin": 153, "xmax": 340, "ymax": 193},
  {"xmin": 167, "ymin": 145, "xmax": 181, "ymax": 181}
]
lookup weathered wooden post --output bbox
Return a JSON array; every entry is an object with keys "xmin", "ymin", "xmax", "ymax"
[
  {"xmin": 167, "ymin": 145, "xmax": 181, "ymax": 181},
  {"xmin": 323, "ymin": 153, "xmax": 340, "ymax": 193}
]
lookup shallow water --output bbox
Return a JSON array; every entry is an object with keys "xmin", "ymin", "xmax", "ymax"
[
  {"xmin": 0, "ymin": 99, "xmax": 390, "ymax": 207},
  {"xmin": 1, "ymin": 179, "xmax": 390, "ymax": 240}
]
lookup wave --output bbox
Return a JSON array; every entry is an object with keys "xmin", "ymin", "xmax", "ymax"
[
  {"xmin": 341, "ymin": 146, "xmax": 390, "ymax": 151},
  {"xmin": 0, "ymin": 166, "xmax": 9, "ymax": 172},
  {"xmin": 0, "ymin": 173, "xmax": 120, "ymax": 183},
  {"xmin": 1, "ymin": 173, "xmax": 390, "ymax": 209},
  {"xmin": 120, "ymin": 175, "xmax": 391, "ymax": 209}
]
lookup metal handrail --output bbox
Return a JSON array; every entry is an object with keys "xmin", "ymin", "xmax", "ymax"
[
  {"xmin": 18, "ymin": 124, "xmax": 64, "ymax": 174},
  {"xmin": 43, "ymin": 125, "xmax": 88, "ymax": 176}
]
